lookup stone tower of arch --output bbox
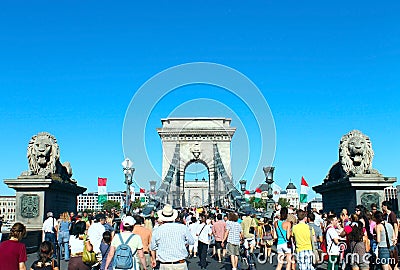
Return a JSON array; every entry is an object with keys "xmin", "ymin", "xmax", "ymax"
[{"xmin": 156, "ymin": 118, "xmax": 236, "ymax": 207}]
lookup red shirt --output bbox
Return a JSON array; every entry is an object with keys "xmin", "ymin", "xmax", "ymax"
[
  {"xmin": 212, "ymin": 220, "xmax": 226, "ymax": 241},
  {"xmin": 0, "ymin": 240, "xmax": 27, "ymax": 270}
]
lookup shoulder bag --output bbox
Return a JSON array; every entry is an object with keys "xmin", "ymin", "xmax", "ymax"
[
  {"xmin": 276, "ymin": 221, "xmax": 292, "ymax": 249},
  {"xmin": 309, "ymin": 225, "xmax": 319, "ymax": 265},
  {"xmin": 82, "ymin": 235, "xmax": 97, "ymax": 265},
  {"xmin": 382, "ymin": 222, "xmax": 398, "ymax": 268}
]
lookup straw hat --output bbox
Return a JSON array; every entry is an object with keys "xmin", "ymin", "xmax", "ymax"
[{"xmin": 157, "ymin": 204, "xmax": 178, "ymax": 222}]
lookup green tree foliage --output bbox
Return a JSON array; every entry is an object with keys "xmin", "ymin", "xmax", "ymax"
[
  {"xmin": 278, "ymin": 198, "xmax": 290, "ymax": 208},
  {"xmin": 102, "ymin": 200, "xmax": 121, "ymax": 212},
  {"xmin": 249, "ymin": 197, "xmax": 266, "ymax": 209},
  {"xmin": 130, "ymin": 198, "xmax": 142, "ymax": 210}
]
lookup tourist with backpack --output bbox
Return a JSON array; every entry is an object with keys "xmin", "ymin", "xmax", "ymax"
[
  {"xmin": 325, "ymin": 215, "xmax": 340, "ymax": 270},
  {"xmin": 104, "ymin": 216, "xmax": 147, "ymax": 270}
]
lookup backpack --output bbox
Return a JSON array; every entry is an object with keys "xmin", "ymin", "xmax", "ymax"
[
  {"xmin": 113, "ymin": 233, "xmax": 136, "ymax": 269},
  {"xmin": 321, "ymin": 227, "xmax": 334, "ymax": 261}
]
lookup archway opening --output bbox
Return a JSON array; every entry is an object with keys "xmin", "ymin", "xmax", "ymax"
[
  {"xmin": 184, "ymin": 161, "xmax": 209, "ymax": 182},
  {"xmin": 183, "ymin": 161, "xmax": 210, "ymax": 207}
]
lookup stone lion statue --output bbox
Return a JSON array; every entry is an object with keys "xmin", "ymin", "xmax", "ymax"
[
  {"xmin": 325, "ymin": 130, "xmax": 379, "ymax": 181},
  {"xmin": 21, "ymin": 132, "xmax": 76, "ymax": 183}
]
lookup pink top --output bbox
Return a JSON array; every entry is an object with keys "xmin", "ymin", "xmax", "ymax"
[
  {"xmin": 212, "ymin": 220, "xmax": 226, "ymax": 241},
  {"xmin": 369, "ymin": 220, "xmax": 376, "ymax": 235}
]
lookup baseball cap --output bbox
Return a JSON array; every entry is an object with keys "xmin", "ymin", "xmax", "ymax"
[{"xmin": 122, "ymin": 216, "xmax": 136, "ymax": 226}]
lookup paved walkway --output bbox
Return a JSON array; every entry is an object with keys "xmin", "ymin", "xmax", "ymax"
[{"xmin": 27, "ymin": 249, "xmax": 329, "ymax": 270}]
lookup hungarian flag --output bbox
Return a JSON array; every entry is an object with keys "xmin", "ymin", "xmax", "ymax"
[
  {"xmin": 140, "ymin": 188, "xmax": 146, "ymax": 202},
  {"xmin": 254, "ymin": 188, "xmax": 262, "ymax": 202},
  {"xmin": 129, "ymin": 186, "xmax": 135, "ymax": 204},
  {"xmin": 98, "ymin": 177, "xmax": 107, "ymax": 204},
  {"xmin": 244, "ymin": 190, "xmax": 251, "ymax": 202},
  {"xmin": 300, "ymin": 176, "xmax": 309, "ymax": 203}
]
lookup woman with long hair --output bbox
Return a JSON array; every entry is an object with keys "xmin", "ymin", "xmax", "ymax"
[
  {"xmin": 68, "ymin": 221, "xmax": 93, "ymax": 270},
  {"xmin": 30, "ymin": 241, "xmax": 59, "ymax": 270},
  {"xmin": 347, "ymin": 221, "xmax": 369, "ymax": 270},
  {"xmin": 58, "ymin": 212, "xmax": 71, "ymax": 261},
  {"xmin": 274, "ymin": 207, "xmax": 292, "ymax": 270},
  {"xmin": 0, "ymin": 222, "xmax": 27, "ymax": 270},
  {"xmin": 375, "ymin": 211, "xmax": 397, "ymax": 270},
  {"xmin": 259, "ymin": 217, "xmax": 275, "ymax": 263}
]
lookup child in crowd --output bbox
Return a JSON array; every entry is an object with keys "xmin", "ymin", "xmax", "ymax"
[
  {"xmin": 100, "ymin": 231, "xmax": 113, "ymax": 270},
  {"xmin": 30, "ymin": 241, "xmax": 59, "ymax": 270}
]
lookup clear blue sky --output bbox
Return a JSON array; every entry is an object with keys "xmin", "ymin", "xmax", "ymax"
[{"xmin": 1, "ymin": 1, "xmax": 399, "ymax": 198}]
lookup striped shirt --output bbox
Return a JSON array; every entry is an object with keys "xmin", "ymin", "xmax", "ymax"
[
  {"xmin": 150, "ymin": 222, "xmax": 195, "ymax": 263},
  {"xmin": 226, "ymin": 221, "xmax": 242, "ymax": 245}
]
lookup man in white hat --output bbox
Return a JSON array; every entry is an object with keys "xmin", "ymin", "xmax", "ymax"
[{"xmin": 150, "ymin": 204, "xmax": 195, "ymax": 269}]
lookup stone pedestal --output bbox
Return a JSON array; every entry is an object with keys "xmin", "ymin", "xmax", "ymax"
[
  {"xmin": 4, "ymin": 176, "xmax": 86, "ymax": 230},
  {"xmin": 4, "ymin": 176, "xmax": 86, "ymax": 252},
  {"xmin": 313, "ymin": 174, "xmax": 396, "ymax": 214}
]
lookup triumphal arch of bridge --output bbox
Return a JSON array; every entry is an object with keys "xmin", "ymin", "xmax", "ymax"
[{"xmin": 151, "ymin": 117, "xmax": 245, "ymax": 208}]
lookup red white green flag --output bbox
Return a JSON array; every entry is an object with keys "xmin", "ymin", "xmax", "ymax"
[
  {"xmin": 140, "ymin": 188, "xmax": 146, "ymax": 202},
  {"xmin": 244, "ymin": 190, "xmax": 251, "ymax": 202},
  {"xmin": 98, "ymin": 177, "xmax": 107, "ymax": 204},
  {"xmin": 254, "ymin": 188, "xmax": 262, "ymax": 202},
  {"xmin": 300, "ymin": 176, "xmax": 309, "ymax": 203}
]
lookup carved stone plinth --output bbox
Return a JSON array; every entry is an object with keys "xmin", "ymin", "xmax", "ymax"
[
  {"xmin": 4, "ymin": 176, "xmax": 86, "ymax": 231},
  {"xmin": 313, "ymin": 175, "xmax": 396, "ymax": 214}
]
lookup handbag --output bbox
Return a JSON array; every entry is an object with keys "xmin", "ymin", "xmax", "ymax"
[
  {"xmin": 382, "ymin": 221, "xmax": 399, "ymax": 268},
  {"xmin": 82, "ymin": 235, "xmax": 97, "ymax": 265},
  {"xmin": 309, "ymin": 225, "xmax": 320, "ymax": 265}
]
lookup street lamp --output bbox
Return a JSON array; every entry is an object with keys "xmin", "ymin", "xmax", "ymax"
[
  {"xmin": 239, "ymin": 179, "xmax": 247, "ymax": 210},
  {"xmin": 263, "ymin": 166, "xmax": 275, "ymax": 218},
  {"xmin": 239, "ymin": 179, "xmax": 247, "ymax": 194},
  {"xmin": 122, "ymin": 158, "xmax": 135, "ymax": 215},
  {"xmin": 149, "ymin": 180, "xmax": 156, "ymax": 201}
]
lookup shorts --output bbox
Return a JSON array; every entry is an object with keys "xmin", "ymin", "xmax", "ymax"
[
  {"xmin": 244, "ymin": 238, "xmax": 256, "ymax": 249},
  {"xmin": 226, "ymin": 243, "xmax": 240, "ymax": 256},
  {"xmin": 215, "ymin": 241, "xmax": 223, "ymax": 250},
  {"xmin": 378, "ymin": 246, "xmax": 397, "ymax": 265},
  {"xmin": 277, "ymin": 243, "xmax": 292, "ymax": 254}
]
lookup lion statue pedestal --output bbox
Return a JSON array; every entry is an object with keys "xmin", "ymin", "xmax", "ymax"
[
  {"xmin": 313, "ymin": 130, "xmax": 396, "ymax": 214},
  {"xmin": 4, "ymin": 132, "xmax": 86, "ymax": 252}
]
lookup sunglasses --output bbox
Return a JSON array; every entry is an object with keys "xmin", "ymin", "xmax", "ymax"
[
  {"xmin": 355, "ymin": 209, "xmax": 360, "ymax": 212},
  {"xmin": 372, "ymin": 208, "xmax": 377, "ymax": 211}
]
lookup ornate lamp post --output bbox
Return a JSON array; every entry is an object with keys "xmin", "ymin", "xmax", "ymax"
[
  {"xmin": 263, "ymin": 166, "xmax": 275, "ymax": 218},
  {"xmin": 122, "ymin": 158, "xmax": 135, "ymax": 215},
  {"xmin": 239, "ymin": 179, "xmax": 247, "ymax": 210},
  {"xmin": 149, "ymin": 180, "xmax": 156, "ymax": 200},
  {"xmin": 239, "ymin": 179, "xmax": 247, "ymax": 195}
]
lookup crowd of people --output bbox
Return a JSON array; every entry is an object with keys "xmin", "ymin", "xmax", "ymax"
[
  {"xmin": 0, "ymin": 200, "xmax": 398, "ymax": 270},
  {"xmin": 272, "ymin": 201, "xmax": 399, "ymax": 270}
]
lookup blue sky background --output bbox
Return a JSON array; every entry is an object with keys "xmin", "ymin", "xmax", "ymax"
[{"xmin": 1, "ymin": 1, "xmax": 399, "ymax": 199}]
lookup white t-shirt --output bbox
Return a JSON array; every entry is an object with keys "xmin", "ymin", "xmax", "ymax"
[
  {"xmin": 326, "ymin": 226, "xmax": 339, "ymax": 255},
  {"xmin": 313, "ymin": 212, "xmax": 324, "ymax": 227},
  {"xmin": 197, "ymin": 224, "xmax": 212, "ymax": 245},
  {"xmin": 188, "ymin": 222, "xmax": 201, "ymax": 240},
  {"xmin": 42, "ymin": 217, "xmax": 58, "ymax": 233},
  {"xmin": 87, "ymin": 222, "xmax": 105, "ymax": 253},
  {"xmin": 69, "ymin": 235, "xmax": 85, "ymax": 254}
]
